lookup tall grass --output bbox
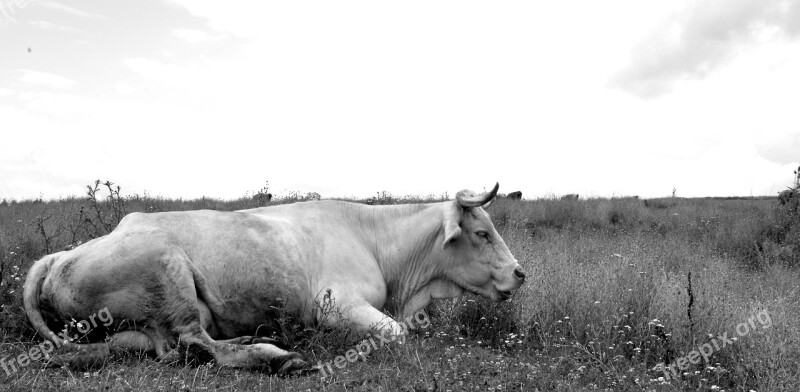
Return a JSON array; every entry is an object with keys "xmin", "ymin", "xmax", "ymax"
[
  {"xmin": 486, "ymin": 196, "xmax": 800, "ymax": 390},
  {"xmin": 1, "ymin": 183, "xmax": 799, "ymax": 391}
]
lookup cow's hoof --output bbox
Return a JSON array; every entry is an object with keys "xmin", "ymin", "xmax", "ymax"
[
  {"xmin": 279, "ymin": 357, "xmax": 313, "ymax": 377},
  {"xmin": 268, "ymin": 352, "xmax": 310, "ymax": 376}
]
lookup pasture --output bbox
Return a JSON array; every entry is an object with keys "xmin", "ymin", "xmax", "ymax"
[{"xmin": 1, "ymin": 182, "xmax": 799, "ymax": 391}]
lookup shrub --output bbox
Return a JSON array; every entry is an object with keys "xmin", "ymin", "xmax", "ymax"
[{"xmin": 760, "ymin": 196, "xmax": 800, "ymax": 267}]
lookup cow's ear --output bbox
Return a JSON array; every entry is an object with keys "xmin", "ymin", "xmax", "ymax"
[
  {"xmin": 443, "ymin": 221, "xmax": 461, "ymax": 248},
  {"xmin": 443, "ymin": 203, "xmax": 462, "ymax": 249}
]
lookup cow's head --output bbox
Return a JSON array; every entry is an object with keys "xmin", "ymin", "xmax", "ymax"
[{"xmin": 439, "ymin": 183, "xmax": 526, "ymax": 302}]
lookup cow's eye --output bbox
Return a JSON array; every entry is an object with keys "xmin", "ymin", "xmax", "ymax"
[{"xmin": 476, "ymin": 230, "xmax": 489, "ymax": 239}]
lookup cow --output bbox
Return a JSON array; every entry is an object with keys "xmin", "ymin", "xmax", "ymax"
[
  {"xmin": 506, "ymin": 191, "xmax": 522, "ymax": 200},
  {"xmin": 561, "ymin": 194, "xmax": 579, "ymax": 201},
  {"xmin": 778, "ymin": 189, "xmax": 796, "ymax": 205},
  {"xmin": 23, "ymin": 183, "xmax": 525, "ymax": 375},
  {"xmin": 252, "ymin": 192, "xmax": 272, "ymax": 205}
]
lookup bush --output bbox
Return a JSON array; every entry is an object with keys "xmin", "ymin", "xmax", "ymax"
[{"xmin": 758, "ymin": 196, "xmax": 800, "ymax": 267}]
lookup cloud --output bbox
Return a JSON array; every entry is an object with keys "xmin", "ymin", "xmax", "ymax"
[
  {"xmin": 113, "ymin": 82, "xmax": 138, "ymax": 95},
  {"xmin": 0, "ymin": 0, "xmax": 29, "ymax": 23},
  {"xmin": 17, "ymin": 91, "xmax": 99, "ymax": 116},
  {"xmin": 611, "ymin": 0, "xmax": 800, "ymax": 98},
  {"xmin": 756, "ymin": 131, "xmax": 800, "ymax": 165},
  {"xmin": 164, "ymin": 0, "xmax": 262, "ymax": 37},
  {"xmin": 36, "ymin": 0, "xmax": 106, "ymax": 19},
  {"xmin": 19, "ymin": 70, "xmax": 77, "ymax": 89},
  {"xmin": 28, "ymin": 19, "xmax": 81, "ymax": 32},
  {"xmin": 172, "ymin": 28, "xmax": 227, "ymax": 44},
  {"xmin": 123, "ymin": 57, "xmax": 189, "ymax": 83}
]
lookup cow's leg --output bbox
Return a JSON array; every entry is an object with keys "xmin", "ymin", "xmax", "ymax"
[
  {"xmin": 45, "ymin": 329, "xmax": 167, "ymax": 370},
  {"xmin": 108, "ymin": 325, "xmax": 173, "ymax": 357},
  {"xmin": 44, "ymin": 343, "xmax": 111, "ymax": 370},
  {"xmin": 154, "ymin": 248, "xmax": 308, "ymax": 375},
  {"xmin": 109, "ymin": 331, "xmax": 156, "ymax": 352},
  {"xmin": 321, "ymin": 300, "xmax": 404, "ymax": 336},
  {"xmin": 194, "ymin": 302, "xmax": 280, "ymax": 346},
  {"xmin": 156, "ymin": 322, "xmax": 305, "ymax": 373}
]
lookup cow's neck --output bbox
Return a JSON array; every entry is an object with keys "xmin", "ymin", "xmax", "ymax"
[{"xmin": 363, "ymin": 203, "xmax": 449, "ymax": 317}]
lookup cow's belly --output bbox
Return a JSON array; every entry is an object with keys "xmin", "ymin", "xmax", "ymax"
[
  {"xmin": 199, "ymin": 267, "xmax": 314, "ymax": 338},
  {"xmin": 175, "ymin": 222, "xmax": 318, "ymax": 338}
]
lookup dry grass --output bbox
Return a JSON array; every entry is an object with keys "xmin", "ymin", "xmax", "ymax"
[{"xmin": 1, "ymin": 184, "xmax": 799, "ymax": 391}]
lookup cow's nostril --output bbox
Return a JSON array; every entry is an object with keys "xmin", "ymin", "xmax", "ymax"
[{"xmin": 514, "ymin": 268, "xmax": 526, "ymax": 280}]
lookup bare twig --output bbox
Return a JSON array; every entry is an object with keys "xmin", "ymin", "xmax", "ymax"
[{"xmin": 33, "ymin": 214, "xmax": 53, "ymax": 254}]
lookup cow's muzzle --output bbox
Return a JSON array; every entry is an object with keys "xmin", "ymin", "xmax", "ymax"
[{"xmin": 513, "ymin": 267, "xmax": 526, "ymax": 282}]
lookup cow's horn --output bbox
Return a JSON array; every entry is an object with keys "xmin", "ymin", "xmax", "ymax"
[{"xmin": 457, "ymin": 183, "xmax": 499, "ymax": 208}]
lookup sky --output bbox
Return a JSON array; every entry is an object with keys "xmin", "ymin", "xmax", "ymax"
[{"xmin": 1, "ymin": 0, "xmax": 799, "ymax": 201}]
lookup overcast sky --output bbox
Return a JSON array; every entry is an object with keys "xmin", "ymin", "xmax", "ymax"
[{"xmin": 1, "ymin": 0, "xmax": 799, "ymax": 201}]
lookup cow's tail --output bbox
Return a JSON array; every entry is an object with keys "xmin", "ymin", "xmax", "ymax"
[{"xmin": 23, "ymin": 254, "xmax": 66, "ymax": 346}]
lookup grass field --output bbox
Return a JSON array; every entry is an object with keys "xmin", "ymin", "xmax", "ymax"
[{"xmin": 1, "ymin": 182, "xmax": 799, "ymax": 391}]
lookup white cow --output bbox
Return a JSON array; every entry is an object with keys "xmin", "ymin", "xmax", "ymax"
[{"xmin": 23, "ymin": 183, "xmax": 525, "ymax": 375}]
